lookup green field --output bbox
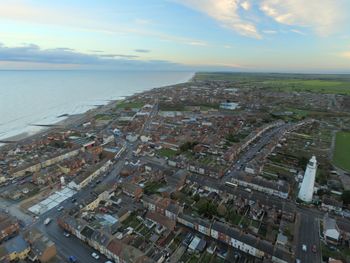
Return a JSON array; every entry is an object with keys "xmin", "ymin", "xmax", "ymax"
[
  {"xmin": 157, "ymin": 148, "xmax": 178, "ymax": 158},
  {"xmin": 115, "ymin": 100, "xmax": 144, "ymax": 109},
  {"xmin": 333, "ymin": 131, "xmax": 350, "ymax": 172},
  {"xmin": 262, "ymin": 79, "xmax": 350, "ymax": 95},
  {"xmin": 194, "ymin": 72, "xmax": 350, "ymax": 95}
]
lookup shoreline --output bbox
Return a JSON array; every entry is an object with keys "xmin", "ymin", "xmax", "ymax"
[{"xmin": 0, "ymin": 74, "xmax": 194, "ymax": 149}]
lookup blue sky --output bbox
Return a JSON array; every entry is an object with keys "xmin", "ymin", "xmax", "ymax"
[{"xmin": 0, "ymin": 0, "xmax": 350, "ymax": 72}]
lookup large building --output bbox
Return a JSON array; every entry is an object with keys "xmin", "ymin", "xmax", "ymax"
[{"xmin": 298, "ymin": 155, "xmax": 317, "ymax": 203}]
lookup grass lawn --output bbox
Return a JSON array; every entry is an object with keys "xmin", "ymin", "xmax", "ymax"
[
  {"xmin": 321, "ymin": 244, "xmax": 350, "ymax": 262},
  {"xmin": 333, "ymin": 131, "xmax": 350, "ymax": 172},
  {"xmin": 115, "ymin": 100, "xmax": 144, "ymax": 109},
  {"xmin": 122, "ymin": 214, "xmax": 140, "ymax": 229},
  {"xmin": 201, "ymin": 252, "xmax": 213, "ymax": 263},
  {"xmin": 144, "ymin": 181, "xmax": 166, "ymax": 195},
  {"xmin": 94, "ymin": 114, "xmax": 112, "ymax": 120},
  {"xmin": 157, "ymin": 148, "xmax": 178, "ymax": 158}
]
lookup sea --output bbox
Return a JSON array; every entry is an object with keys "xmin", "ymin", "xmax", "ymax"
[{"xmin": 0, "ymin": 70, "xmax": 193, "ymax": 141}]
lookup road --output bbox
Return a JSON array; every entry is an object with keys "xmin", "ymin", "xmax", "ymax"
[
  {"xmin": 295, "ymin": 212, "xmax": 321, "ymax": 263},
  {"xmin": 25, "ymin": 101, "xmax": 159, "ymax": 261},
  {"xmin": 223, "ymin": 123, "xmax": 290, "ymax": 181}
]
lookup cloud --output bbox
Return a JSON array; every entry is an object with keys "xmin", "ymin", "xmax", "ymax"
[
  {"xmin": 0, "ymin": 1, "xmax": 208, "ymax": 47},
  {"xmin": 175, "ymin": 0, "xmax": 261, "ymax": 39},
  {"xmin": 0, "ymin": 43, "xmax": 182, "ymax": 70},
  {"xmin": 290, "ymin": 29, "xmax": 306, "ymax": 36},
  {"xmin": 134, "ymin": 49, "xmax": 151, "ymax": 53},
  {"xmin": 262, "ymin": 30, "xmax": 277, "ymax": 34},
  {"xmin": 340, "ymin": 51, "xmax": 350, "ymax": 58},
  {"xmin": 99, "ymin": 54, "xmax": 139, "ymax": 59},
  {"xmin": 240, "ymin": 1, "xmax": 251, "ymax": 11},
  {"xmin": 260, "ymin": 0, "xmax": 347, "ymax": 36}
]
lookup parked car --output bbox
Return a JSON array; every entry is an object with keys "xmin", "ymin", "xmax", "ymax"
[
  {"xmin": 68, "ymin": 255, "xmax": 77, "ymax": 262},
  {"xmin": 91, "ymin": 252, "xmax": 100, "ymax": 260},
  {"xmin": 302, "ymin": 244, "xmax": 307, "ymax": 252},
  {"xmin": 312, "ymin": 244, "xmax": 317, "ymax": 253}
]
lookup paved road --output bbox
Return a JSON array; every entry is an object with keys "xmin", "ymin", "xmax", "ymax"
[
  {"xmin": 223, "ymin": 124, "xmax": 290, "ymax": 181},
  {"xmin": 295, "ymin": 213, "xmax": 321, "ymax": 263},
  {"xmin": 37, "ymin": 217, "xmax": 108, "ymax": 263}
]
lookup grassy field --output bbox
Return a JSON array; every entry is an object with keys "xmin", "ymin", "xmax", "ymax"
[
  {"xmin": 194, "ymin": 72, "xmax": 350, "ymax": 95},
  {"xmin": 333, "ymin": 131, "xmax": 350, "ymax": 172},
  {"xmin": 262, "ymin": 79, "xmax": 350, "ymax": 95},
  {"xmin": 115, "ymin": 100, "xmax": 144, "ymax": 109},
  {"xmin": 157, "ymin": 148, "xmax": 178, "ymax": 158}
]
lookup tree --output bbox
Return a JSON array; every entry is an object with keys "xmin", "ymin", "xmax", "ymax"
[
  {"xmin": 193, "ymin": 194, "xmax": 200, "ymax": 202},
  {"xmin": 207, "ymin": 202, "xmax": 217, "ymax": 217},
  {"xmin": 342, "ymin": 190, "xmax": 350, "ymax": 205},
  {"xmin": 217, "ymin": 204, "xmax": 227, "ymax": 217}
]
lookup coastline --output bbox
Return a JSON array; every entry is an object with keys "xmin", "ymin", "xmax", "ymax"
[{"xmin": 0, "ymin": 73, "xmax": 194, "ymax": 149}]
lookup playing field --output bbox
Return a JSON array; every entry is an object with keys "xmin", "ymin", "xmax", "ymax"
[{"xmin": 333, "ymin": 131, "xmax": 350, "ymax": 172}]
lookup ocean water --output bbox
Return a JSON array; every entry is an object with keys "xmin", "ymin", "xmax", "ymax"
[{"xmin": 0, "ymin": 70, "xmax": 193, "ymax": 140}]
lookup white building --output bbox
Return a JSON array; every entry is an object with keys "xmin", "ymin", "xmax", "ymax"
[
  {"xmin": 220, "ymin": 102, "xmax": 239, "ymax": 110},
  {"xmin": 298, "ymin": 155, "xmax": 317, "ymax": 203}
]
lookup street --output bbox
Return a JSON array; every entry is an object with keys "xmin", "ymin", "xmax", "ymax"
[{"xmin": 295, "ymin": 212, "xmax": 321, "ymax": 263}]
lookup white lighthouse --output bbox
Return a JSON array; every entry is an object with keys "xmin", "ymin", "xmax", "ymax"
[{"xmin": 298, "ymin": 155, "xmax": 317, "ymax": 203}]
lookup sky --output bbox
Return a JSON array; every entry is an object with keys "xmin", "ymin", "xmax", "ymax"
[{"xmin": 1, "ymin": 0, "xmax": 350, "ymax": 72}]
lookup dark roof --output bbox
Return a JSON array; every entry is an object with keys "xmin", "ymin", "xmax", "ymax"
[{"xmin": 80, "ymin": 225, "xmax": 95, "ymax": 239}]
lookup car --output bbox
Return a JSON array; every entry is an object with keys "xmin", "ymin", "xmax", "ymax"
[
  {"xmin": 63, "ymin": 231, "xmax": 70, "ymax": 238},
  {"xmin": 312, "ymin": 244, "xmax": 317, "ymax": 253},
  {"xmin": 105, "ymin": 261, "xmax": 113, "ymax": 263},
  {"xmin": 295, "ymin": 259, "xmax": 301, "ymax": 263},
  {"xmin": 91, "ymin": 252, "xmax": 100, "ymax": 260},
  {"xmin": 68, "ymin": 255, "xmax": 77, "ymax": 262},
  {"xmin": 44, "ymin": 218, "xmax": 52, "ymax": 225},
  {"xmin": 71, "ymin": 198, "xmax": 77, "ymax": 203},
  {"xmin": 57, "ymin": 206, "xmax": 64, "ymax": 211},
  {"xmin": 302, "ymin": 244, "xmax": 307, "ymax": 252}
]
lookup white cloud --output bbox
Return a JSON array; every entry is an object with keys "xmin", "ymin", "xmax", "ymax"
[
  {"xmin": 260, "ymin": 0, "xmax": 347, "ymax": 36},
  {"xmin": 290, "ymin": 29, "xmax": 306, "ymax": 36},
  {"xmin": 175, "ymin": 0, "xmax": 261, "ymax": 39},
  {"xmin": 240, "ymin": 1, "xmax": 251, "ymax": 11},
  {"xmin": 340, "ymin": 51, "xmax": 350, "ymax": 58},
  {"xmin": 263, "ymin": 30, "xmax": 277, "ymax": 34}
]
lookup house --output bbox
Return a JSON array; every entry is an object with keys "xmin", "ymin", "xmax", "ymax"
[
  {"xmin": 276, "ymin": 233, "xmax": 288, "ymax": 247},
  {"xmin": 0, "ymin": 235, "xmax": 30, "ymax": 262},
  {"xmin": 322, "ymin": 197, "xmax": 343, "ymax": 214},
  {"xmin": 145, "ymin": 211, "xmax": 176, "ymax": 231},
  {"xmin": 188, "ymin": 236, "xmax": 206, "ymax": 253},
  {"xmin": 106, "ymin": 238, "xmax": 154, "ymax": 263},
  {"xmin": 194, "ymin": 218, "xmax": 211, "ymax": 236},
  {"xmin": 122, "ymin": 183, "xmax": 143, "ymax": 200},
  {"xmin": 323, "ymin": 214, "xmax": 340, "ymax": 244},
  {"xmin": 0, "ymin": 213, "xmax": 19, "ymax": 243},
  {"xmin": 27, "ymin": 234, "xmax": 56, "ymax": 263}
]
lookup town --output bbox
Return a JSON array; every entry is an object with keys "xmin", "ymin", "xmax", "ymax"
[{"xmin": 1, "ymin": 72, "xmax": 350, "ymax": 263}]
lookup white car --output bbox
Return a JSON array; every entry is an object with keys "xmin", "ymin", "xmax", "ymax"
[
  {"xmin": 302, "ymin": 244, "xmax": 307, "ymax": 252},
  {"xmin": 91, "ymin": 252, "xmax": 100, "ymax": 260}
]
